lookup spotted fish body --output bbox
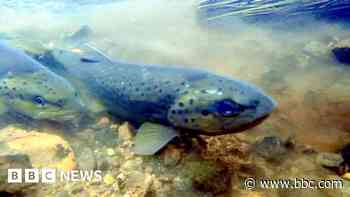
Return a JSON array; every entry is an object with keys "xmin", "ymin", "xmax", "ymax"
[
  {"xmin": 40, "ymin": 46, "xmax": 276, "ymax": 136},
  {"xmin": 0, "ymin": 42, "xmax": 84, "ymax": 122}
]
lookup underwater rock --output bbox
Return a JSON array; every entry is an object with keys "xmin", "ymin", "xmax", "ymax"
[
  {"xmin": 332, "ymin": 39, "xmax": 350, "ymax": 65},
  {"xmin": 0, "ymin": 126, "xmax": 76, "ymax": 171},
  {"xmin": 96, "ymin": 116, "xmax": 111, "ymax": 128},
  {"xmin": 253, "ymin": 136, "xmax": 288, "ymax": 162},
  {"xmin": 341, "ymin": 180, "xmax": 350, "ymax": 196},
  {"xmin": 118, "ymin": 122, "xmax": 134, "ymax": 142},
  {"xmin": 316, "ymin": 152, "xmax": 344, "ymax": 168},
  {"xmin": 75, "ymin": 146, "xmax": 96, "ymax": 170},
  {"xmin": 103, "ymin": 174, "xmax": 115, "ymax": 185},
  {"xmin": 0, "ymin": 146, "xmax": 36, "ymax": 194},
  {"xmin": 161, "ymin": 145, "xmax": 183, "ymax": 167}
]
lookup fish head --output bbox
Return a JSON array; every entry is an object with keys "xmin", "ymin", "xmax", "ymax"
[
  {"xmin": 168, "ymin": 75, "xmax": 277, "ymax": 135},
  {"xmin": 0, "ymin": 68, "xmax": 85, "ymax": 122}
]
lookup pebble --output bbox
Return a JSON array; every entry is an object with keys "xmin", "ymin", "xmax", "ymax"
[
  {"xmin": 316, "ymin": 152, "xmax": 344, "ymax": 167},
  {"xmin": 254, "ymin": 136, "xmax": 287, "ymax": 161},
  {"xmin": 75, "ymin": 146, "xmax": 96, "ymax": 170},
  {"xmin": 103, "ymin": 174, "xmax": 115, "ymax": 185},
  {"xmin": 343, "ymin": 173, "xmax": 350, "ymax": 181},
  {"xmin": 118, "ymin": 122, "xmax": 134, "ymax": 141},
  {"xmin": 106, "ymin": 148, "xmax": 116, "ymax": 156},
  {"xmin": 161, "ymin": 145, "xmax": 182, "ymax": 167},
  {"xmin": 71, "ymin": 184, "xmax": 84, "ymax": 194},
  {"xmin": 56, "ymin": 191, "xmax": 71, "ymax": 197},
  {"xmin": 97, "ymin": 117, "xmax": 111, "ymax": 128}
]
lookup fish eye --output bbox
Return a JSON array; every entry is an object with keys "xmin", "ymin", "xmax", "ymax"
[
  {"xmin": 215, "ymin": 99, "xmax": 244, "ymax": 117},
  {"xmin": 33, "ymin": 96, "xmax": 46, "ymax": 105}
]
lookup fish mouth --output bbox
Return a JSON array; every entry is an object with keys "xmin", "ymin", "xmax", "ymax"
[{"xmin": 203, "ymin": 114, "xmax": 270, "ymax": 136}]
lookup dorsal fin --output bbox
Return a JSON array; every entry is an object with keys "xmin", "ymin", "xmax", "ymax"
[{"xmin": 81, "ymin": 43, "xmax": 114, "ymax": 65}]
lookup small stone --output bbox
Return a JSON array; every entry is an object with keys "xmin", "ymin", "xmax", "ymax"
[
  {"xmin": 161, "ymin": 145, "xmax": 182, "ymax": 167},
  {"xmin": 343, "ymin": 173, "xmax": 350, "ymax": 181},
  {"xmin": 118, "ymin": 122, "xmax": 134, "ymax": 141},
  {"xmin": 97, "ymin": 116, "xmax": 111, "ymax": 128},
  {"xmin": 56, "ymin": 191, "xmax": 71, "ymax": 197},
  {"xmin": 110, "ymin": 124, "xmax": 119, "ymax": 130},
  {"xmin": 75, "ymin": 146, "xmax": 96, "ymax": 170},
  {"xmin": 71, "ymin": 184, "xmax": 84, "ymax": 194},
  {"xmin": 0, "ymin": 147, "xmax": 35, "ymax": 194},
  {"xmin": 0, "ymin": 127, "xmax": 76, "ymax": 171},
  {"xmin": 106, "ymin": 148, "xmax": 116, "ymax": 156},
  {"xmin": 254, "ymin": 136, "xmax": 287, "ymax": 161},
  {"xmin": 103, "ymin": 174, "xmax": 116, "ymax": 185},
  {"xmin": 316, "ymin": 152, "xmax": 344, "ymax": 167},
  {"xmin": 117, "ymin": 173, "xmax": 126, "ymax": 182}
]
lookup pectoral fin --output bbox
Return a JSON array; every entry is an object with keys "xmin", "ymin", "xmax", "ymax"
[{"xmin": 133, "ymin": 123, "xmax": 178, "ymax": 155}]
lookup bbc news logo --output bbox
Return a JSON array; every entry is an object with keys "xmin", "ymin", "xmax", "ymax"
[{"xmin": 8, "ymin": 169, "xmax": 102, "ymax": 183}]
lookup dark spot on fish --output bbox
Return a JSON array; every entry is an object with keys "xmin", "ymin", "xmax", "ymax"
[
  {"xmin": 201, "ymin": 110, "xmax": 210, "ymax": 116},
  {"xmin": 57, "ymin": 99, "xmax": 64, "ymax": 107},
  {"xmin": 178, "ymin": 102, "xmax": 184, "ymax": 107},
  {"xmin": 184, "ymin": 118, "xmax": 189, "ymax": 123},
  {"xmin": 80, "ymin": 57, "xmax": 100, "ymax": 63},
  {"xmin": 190, "ymin": 118, "xmax": 195, "ymax": 123},
  {"xmin": 146, "ymin": 87, "xmax": 151, "ymax": 91},
  {"xmin": 177, "ymin": 110, "xmax": 183, "ymax": 115},
  {"xmin": 159, "ymin": 89, "xmax": 163, "ymax": 93},
  {"xmin": 12, "ymin": 88, "xmax": 16, "ymax": 91},
  {"xmin": 181, "ymin": 82, "xmax": 186, "ymax": 86},
  {"xmin": 141, "ymin": 82, "xmax": 145, "ymax": 86},
  {"xmin": 175, "ymin": 88, "xmax": 180, "ymax": 92},
  {"xmin": 171, "ymin": 110, "xmax": 176, "ymax": 114},
  {"xmin": 141, "ymin": 93, "xmax": 145, "ymax": 97},
  {"xmin": 201, "ymin": 89, "xmax": 207, "ymax": 94},
  {"xmin": 135, "ymin": 88, "xmax": 139, "ymax": 92},
  {"xmin": 189, "ymin": 99, "xmax": 194, "ymax": 105}
]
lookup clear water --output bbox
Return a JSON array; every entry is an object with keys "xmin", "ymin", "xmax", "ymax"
[{"xmin": 0, "ymin": 0, "xmax": 349, "ymax": 196}]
